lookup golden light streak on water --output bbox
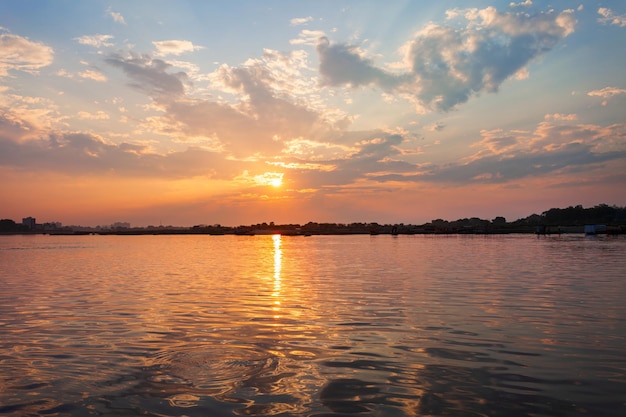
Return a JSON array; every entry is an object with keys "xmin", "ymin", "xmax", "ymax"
[{"xmin": 272, "ymin": 234, "xmax": 282, "ymax": 319}]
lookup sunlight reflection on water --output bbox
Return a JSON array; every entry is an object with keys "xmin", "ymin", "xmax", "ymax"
[{"xmin": 0, "ymin": 234, "xmax": 625, "ymax": 416}]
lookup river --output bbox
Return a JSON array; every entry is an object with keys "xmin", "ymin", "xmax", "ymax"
[{"xmin": 1, "ymin": 233, "xmax": 625, "ymax": 416}]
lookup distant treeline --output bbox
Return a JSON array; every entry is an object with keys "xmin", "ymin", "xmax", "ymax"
[
  {"xmin": 422, "ymin": 204, "xmax": 626, "ymax": 234},
  {"xmin": 535, "ymin": 204, "xmax": 626, "ymax": 226},
  {"xmin": 1, "ymin": 203, "xmax": 625, "ymax": 234}
]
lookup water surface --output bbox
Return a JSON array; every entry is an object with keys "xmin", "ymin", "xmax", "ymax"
[{"xmin": 1, "ymin": 234, "xmax": 625, "ymax": 416}]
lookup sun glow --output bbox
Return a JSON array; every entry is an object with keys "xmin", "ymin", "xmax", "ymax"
[
  {"xmin": 270, "ymin": 177, "xmax": 283, "ymax": 187},
  {"xmin": 254, "ymin": 172, "xmax": 284, "ymax": 187}
]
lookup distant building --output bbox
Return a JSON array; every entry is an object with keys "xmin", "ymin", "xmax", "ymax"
[
  {"xmin": 111, "ymin": 222, "xmax": 131, "ymax": 229},
  {"xmin": 22, "ymin": 217, "xmax": 36, "ymax": 230},
  {"xmin": 42, "ymin": 222, "xmax": 62, "ymax": 230}
]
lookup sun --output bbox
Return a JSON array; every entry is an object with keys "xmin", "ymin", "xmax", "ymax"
[{"xmin": 270, "ymin": 177, "xmax": 283, "ymax": 187}]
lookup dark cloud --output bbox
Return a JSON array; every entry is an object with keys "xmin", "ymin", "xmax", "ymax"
[
  {"xmin": 316, "ymin": 7, "xmax": 576, "ymax": 111},
  {"xmin": 287, "ymin": 120, "xmax": 626, "ymax": 189},
  {"xmin": 105, "ymin": 52, "xmax": 188, "ymax": 97},
  {"xmin": 369, "ymin": 130, "xmax": 626, "ymax": 185},
  {"xmin": 284, "ymin": 131, "xmax": 417, "ymax": 188},
  {"xmin": 350, "ymin": 133, "xmax": 403, "ymax": 160},
  {"xmin": 0, "ymin": 127, "xmax": 239, "ymax": 179},
  {"xmin": 425, "ymin": 144, "xmax": 626, "ymax": 184},
  {"xmin": 316, "ymin": 37, "xmax": 402, "ymax": 89}
]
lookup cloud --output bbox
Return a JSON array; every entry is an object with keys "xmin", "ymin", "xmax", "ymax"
[
  {"xmin": 588, "ymin": 87, "xmax": 626, "ymax": 98},
  {"xmin": 588, "ymin": 86, "xmax": 626, "ymax": 106},
  {"xmin": 510, "ymin": 0, "xmax": 532, "ymax": 7},
  {"xmin": 108, "ymin": 9, "xmax": 126, "ymax": 25},
  {"xmin": 101, "ymin": 41, "xmax": 622, "ymax": 192},
  {"xmin": 316, "ymin": 37, "xmax": 402, "ymax": 89},
  {"xmin": 290, "ymin": 16, "xmax": 313, "ymax": 26},
  {"xmin": 432, "ymin": 145, "xmax": 624, "ymax": 184},
  {"xmin": 74, "ymin": 34, "xmax": 114, "ymax": 48},
  {"xmin": 153, "ymin": 40, "xmax": 204, "ymax": 56},
  {"xmin": 87, "ymin": 46, "xmax": 418, "ymax": 186},
  {"xmin": 544, "ymin": 113, "xmax": 578, "ymax": 121},
  {"xmin": 289, "ymin": 29, "xmax": 327, "ymax": 46},
  {"xmin": 425, "ymin": 122, "xmax": 445, "ymax": 132},
  {"xmin": 405, "ymin": 6, "xmax": 576, "ymax": 110},
  {"xmin": 164, "ymin": 62, "xmax": 325, "ymax": 157},
  {"xmin": 105, "ymin": 52, "xmax": 188, "ymax": 97},
  {"xmin": 274, "ymin": 131, "xmax": 417, "ymax": 189},
  {"xmin": 429, "ymin": 121, "xmax": 626, "ymax": 184},
  {"xmin": 77, "ymin": 111, "xmax": 110, "ymax": 120},
  {"xmin": 471, "ymin": 129, "xmax": 520, "ymax": 155},
  {"xmin": 56, "ymin": 68, "xmax": 108, "ymax": 82},
  {"xmin": 362, "ymin": 118, "xmax": 626, "ymax": 187},
  {"xmin": 598, "ymin": 8, "xmax": 626, "ymax": 27},
  {"xmin": 0, "ymin": 33, "xmax": 53, "ymax": 76},
  {"xmin": 0, "ymin": 122, "xmax": 241, "ymax": 179},
  {"xmin": 103, "ymin": 47, "xmax": 332, "ymax": 158},
  {"xmin": 3, "ymin": 74, "xmax": 625, "ymax": 197},
  {"xmin": 56, "ymin": 69, "xmax": 73, "ymax": 78},
  {"xmin": 316, "ymin": 6, "xmax": 576, "ymax": 111},
  {"xmin": 79, "ymin": 69, "xmax": 108, "ymax": 82},
  {"xmin": 0, "ymin": 92, "xmax": 62, "ymax": 136},
  {"xmin": 90, "ymin": 9, "xmax": 620, "ymax": 195}
]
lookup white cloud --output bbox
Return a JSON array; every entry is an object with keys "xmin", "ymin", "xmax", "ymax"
[
  {"xmin": 79, "ymin": 69, "xmax": 108, "ymax": 82},
  {"xmin": 77, "ymin": 111, "xmax": 110, "ymax": 120},
  {"xmin": 290, "ymin": 16, "xmax": 313, "ymax": 26},
  {"xmin": 166, "ymin": 60, "xmax": 327, "ymax": 157},
  {"xmin": 74, "ymin": 34, "xmax": 114, "ymax": 48},
  {"xmin": 153, "ymin": 40, "xmax": 204, "ymax": 56},
  {"xmin": 108, "ymin": 9, "xmax": 126, "ymax": 25},
  {"xmin": 290, "ymin": 29, "xmax": 326, "ymax": 46},
  {"xmin": 56, "ymin": 68, "xmax": 108, "ymax": 82},
  {"xmin": 509, "ymin": 0, "xmax": 532, "ymax": 8},
  {"xmin": 587, "ymin": 87, "xmax": 626, "ymax": 98},
  {"xmin": 0, "ymin": 92, "xmax": 62, "ymax": 136},
  {"xmin": 544, "ymin": 113, "xmax": 578, "ymax": 121},
  {"xmin": 598, "ymin": 8, "xmax": 626, "ymax": 27},
  {"xmin": 0, "ymin": 33, "xmax": 53, "ymax": 76},
  {"xmin": 56, "ymin": 69, "xmax": 73, "ymax": 78},
  {"xmin": 588, "ymin": 86, "xmax": 626, "ymax": 106},
  {"xmin": 425, "ymin": 122, "xmax": 446, "ymax": 132}
]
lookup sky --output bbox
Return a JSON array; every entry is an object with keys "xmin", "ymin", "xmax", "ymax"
[{"xmin": 1, "ymin": 0, "xmax": 625, "ymax": 227}]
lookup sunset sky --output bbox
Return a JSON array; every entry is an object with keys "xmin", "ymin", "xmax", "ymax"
[{"xmin": 1, "ymin": 1, "xmax": 625, "ymax": 227}]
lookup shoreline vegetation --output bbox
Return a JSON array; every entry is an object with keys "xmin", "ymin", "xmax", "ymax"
[{"xmin": 2, "ymin": 204, "xmax": 625, "ymax": 236}]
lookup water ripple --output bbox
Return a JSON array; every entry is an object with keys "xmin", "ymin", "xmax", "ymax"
[{"xmin": 147, "ymin": 344, "xmax": 280, "ymax": 394}]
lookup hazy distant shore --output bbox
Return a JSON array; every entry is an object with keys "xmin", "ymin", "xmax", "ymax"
[
  {"xmin": 2, "ymin": 224, "xmax": 625, "ymax": 236},
  {"xmin": 3, "ymin": 204, "xmax": 625, "ymax": 236}
]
